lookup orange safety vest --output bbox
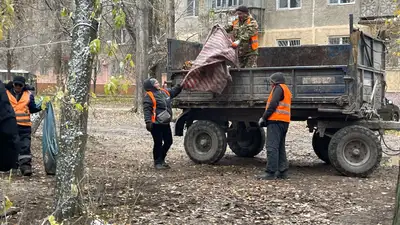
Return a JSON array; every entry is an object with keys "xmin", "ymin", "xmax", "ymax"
[
  {"xmin": 146, "ymin": 88, "xmax": 170, "ymax": 123},
  {"xmin": 232, "ymin": 17, "xmax": 259, "ymax": 50},
  {"xmin": 6, "ymin": 90, "xmax": 32, "ymax": 126},
  {"xmin": 266, "ymin": 84, "xmax": 292, "ymax": 123}
]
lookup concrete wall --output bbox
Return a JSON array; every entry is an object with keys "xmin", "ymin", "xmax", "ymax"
[
  {"xmin": 261, "ymin": 0, "xmax": 366, "ymax": 46},
  {"xmin": 386, "ymin": 70, "xmax": 400, "ymax": 92},
  {"xmin": 265, "ymin": 0, "xmax": 313, "ymax": 29},
  {"xmin": 263, "ymin": 25, "xmax": 372, "ymax": 47},
  {"xmin": 264, "ymin": 0, "xmax": 360, "ymax": 29},
  {"xmin": 175, "ymin": 0, "xmax": 207, "ymax": 42}
]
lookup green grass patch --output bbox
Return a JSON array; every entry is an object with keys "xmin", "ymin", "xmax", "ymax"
[
  {"xmin": 91, "ymin": 96, "xmax": 134, "ymax": 105},
  {"xmin": 385, "ymin": 130, "xmax": 400, "ymax": 136}
]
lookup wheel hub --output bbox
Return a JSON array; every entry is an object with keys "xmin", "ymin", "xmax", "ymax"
[
  {"xmin": 195, "ymin": 133, "xmax": 213, "ymax": 153},
  {"xmin": 199, "ymin": 138, "xmax": 209, "ymax": 147},
  {"xmin": 343, "ymin": 140, "xmax": 371, "ymax": 166},
  {"xmin": 352, "ymin": 148, "xmax": 360, "ymax": 156}
]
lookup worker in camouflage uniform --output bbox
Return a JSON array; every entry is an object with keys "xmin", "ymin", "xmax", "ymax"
[{"xmin": 225, "ymin": 6, "xmax": 259, "ymax": 68}]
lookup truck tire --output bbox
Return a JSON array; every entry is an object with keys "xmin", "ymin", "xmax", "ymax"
[
  {"xmin": 184, "ymin": 120, "xmax": 227, "ymax": 164},
  {"xmin": 328, "ymin": 125, "xmax": 382, "ymax": 178},
  {"xmin": 312, "ymin": 131, "xmax": 331, "ymax": 164},
  {"xmin": 227, "ymin": 123, "xmax": 265, "ymax": 157}
]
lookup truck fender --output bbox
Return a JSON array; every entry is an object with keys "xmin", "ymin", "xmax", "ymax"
[{"xmin": 174, "ymin": 109, "xmax": 191, "ymax": 136}]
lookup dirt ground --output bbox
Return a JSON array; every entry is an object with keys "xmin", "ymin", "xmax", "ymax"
[{"xmin": 1, "ymin": 100, "xmax": 400, "ymax": 225}]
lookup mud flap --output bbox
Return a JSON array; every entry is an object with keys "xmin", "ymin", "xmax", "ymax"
[{"xmin": 174, "ymin": 109, "xmax": 192, "ymax": 136}]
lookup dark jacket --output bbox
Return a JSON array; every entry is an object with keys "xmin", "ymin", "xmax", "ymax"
[
  {"xmin": 5, "ymin": 81, "xmax": 41, "ymax": 114},
  {"xmin": 143, "ymin": 79, "xmax": 183, "ymax": 124},
  {"xmin": 0, "ymin": 81, "xmax": 17, "ymax": 124},
  {"xmin": 262, "ymin": 73, "xmax": 286, "ymax": 121}
]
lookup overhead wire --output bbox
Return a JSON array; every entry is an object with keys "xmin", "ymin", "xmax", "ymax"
[{"xmin": 0, "ymin": 40, "xmax": 71, "ymax": 51}]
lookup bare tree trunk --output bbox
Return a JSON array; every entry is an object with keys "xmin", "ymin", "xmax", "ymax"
[
  {"xmin": 393, "ymin": 164, "xmax": 400, "ymax": 225},
  {"xmin": 167, "ymin": 0, "xmax": 175, "ymax": 38},
  {"xmin": 149, "ymin": 0, "xmax": 154, "ymax": 45},
  {"xmin": 121, "ymin": 0, "xmax": 137, "ymax": 52},
  {"xmin": 92, "ymin": 57, "xmax": 98, "ymax": 94},
  {"xmin": 55, "ymin": 0, "xmax": 99, "ymax": 221},
  {"xmin": 6, "ymin": 31, "xmax": 12, "ymax": 80},
  {"xmin": 53, "ymin": 9, "xmax": 63, "ymax": 88},
  {"xmin": 134, "ymin": 0, "xmax": 149, "ymax": 113}
]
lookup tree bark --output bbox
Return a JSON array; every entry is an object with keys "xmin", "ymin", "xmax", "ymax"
[
  {"xmin": 167, "ymin": 0, "xmax": 175, "ymax": 38},
  {"xmin": 393, "ymin": 163, "xmax": 400, "ymax": 225},
  {"xmin": 134, "ymin": 0, "xmax": 149, "ymax": 113},
  {"xmin": 52, "ymin": 9, "xmax": 63, "ymax": 88},
  {"xmin": 6, "ymin": 31, "xmax": 12, "ymax": 80},
  {"xmin": 55, "ymin": 0, "xmax": 99, "ymax": 221},
  {"xmin": 121, "ymin": 1, "xmax": 137, "ymax": 52},
  {"xmin": 149, "ymin": 0, "xmax": 154, "ymax": 45}
]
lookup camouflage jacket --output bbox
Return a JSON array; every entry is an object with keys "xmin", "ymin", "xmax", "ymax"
[{"xmin": 224, "ymin": 15, "xmax": 259, "ymax": 57}]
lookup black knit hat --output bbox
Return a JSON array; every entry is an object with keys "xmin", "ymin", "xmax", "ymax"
[
  {"xmin": 13, "ymin": 76, "xmax": 26, "ymax": 86},
  {"xmin": 149, "ymin": 78, "xmax": 158, "ymax": 86},
  {"xmin": 235, "ymin": 6, "xmax": 249, "ymax": 14}
]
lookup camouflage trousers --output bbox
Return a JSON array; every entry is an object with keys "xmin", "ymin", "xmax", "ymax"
[{"xmin": 239, "ymin": 54, "xmax": 258, "ymax": 68}]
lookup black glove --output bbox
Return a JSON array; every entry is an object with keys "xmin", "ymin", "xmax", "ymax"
[
  {"xmin": 176, "ymin": 83, "xmax": 183, "ymax": 90},
  {"xmin": 258, "ymin": 117, "xmax": 266, "ymax": 127},
  {"xmin": 146, "ymin": 122, "xmax": 153, "ymax": 132}
]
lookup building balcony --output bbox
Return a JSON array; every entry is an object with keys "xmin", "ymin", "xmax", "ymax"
[{"xmin": 360, "ymin": 0, "xmax": 398, "ymax": 20}]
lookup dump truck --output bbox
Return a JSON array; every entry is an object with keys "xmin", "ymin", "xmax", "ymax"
[{"xmin": 166, "ymin": 16, "xmax": 400, "ymax": 178}]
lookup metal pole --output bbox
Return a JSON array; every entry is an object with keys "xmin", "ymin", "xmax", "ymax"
[{"xmin": 349, "ymin": 14, "xmax": 354, "ymax": 34}]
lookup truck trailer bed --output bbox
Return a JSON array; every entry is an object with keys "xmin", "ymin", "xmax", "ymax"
[{"xmin": 167, "ymin": 30, "xmax": 386, "ymax": 121}]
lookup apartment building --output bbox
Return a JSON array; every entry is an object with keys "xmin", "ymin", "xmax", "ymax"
[
  {"xmin": 263, "ymin": 0, "xmax": 365, "ymax": 47},
  {"xmin": 175, "ymin": 0, "xmax": 400, "ymax": 91},
  {"xmin": 176, "ymin": 0, "xmax": 368, "ymax": 45}
]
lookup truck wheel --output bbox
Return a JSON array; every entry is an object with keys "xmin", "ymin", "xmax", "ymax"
[
  {"xmin": 328, "ymin": 125, "xmax": 382, "ymax": 178},
  {"xmin": 312, "ymin": 131, "xmax": 331, "ymax": 164},
  {"xmin": 227, "ymin": 122, "xmax": 265, "ymax": 157},
  {"xmin": 184, "ymin": 120, "xmax": 227, "ymax": 164}
]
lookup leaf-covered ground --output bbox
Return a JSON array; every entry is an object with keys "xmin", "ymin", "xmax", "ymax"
[{"xmin": 1, "ymin": 100, "xmax": 399, "ymax": 225}]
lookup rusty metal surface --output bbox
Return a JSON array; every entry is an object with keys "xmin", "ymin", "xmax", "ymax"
[
  {"xmin": 257, "ymin": 45, "xmax": 351, "ymax": 67},
  {"xmin": 167, "ymin": 39, "xmax": 352, "ymax": 69}
]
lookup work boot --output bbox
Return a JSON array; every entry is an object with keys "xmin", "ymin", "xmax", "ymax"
[
  {"xmin": 277, "ymin": 170, "xmax": 289, "ymax": 180},
  {"xmin": 256, "ymin": 172, "xmax": 277, "ymax": 180},
  {"xmin": 162, "ymin": 161, "xmax": 171, "ymax": 169},
  {"xmin": 20, "ymin": 165, "xmax": 32, "ymax": 176},
  {"xmin": 154, "ymin": 164, "xmax": 169, "ymax": 170}
]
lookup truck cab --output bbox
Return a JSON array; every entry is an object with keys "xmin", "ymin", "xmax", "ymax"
[{"xmin": 378, "ymin": 97, "xmax": 400, "ymax": 121}]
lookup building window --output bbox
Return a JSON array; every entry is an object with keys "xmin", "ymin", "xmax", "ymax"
[
  {"xmin": 278, "ymin": 0, "xmax": 301, "ymax": 9},
  {"xmin": 187, "ymin": 0, "xmax": 199, "ymax": 16},
  {"xmin": 328, "ymin": 0, "xmax": 355, "ymax": 5},
  {"xmin": 212, "ymin": 0, "xmax": 243, "ymax": 9},
  {"xmin": 277, "ymin": 39, "xmax": 301, "ymax": 47},
  {"xmin": 328, "ymin": 36, "xmax": 350, "ymax": 45}
]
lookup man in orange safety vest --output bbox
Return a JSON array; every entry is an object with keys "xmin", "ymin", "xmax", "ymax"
[
  {"xmin": 6, "ymin": 76, "xmax": 42, "ymax": 176},
  {"xmin": 258, "ymin": 72, "xmax": 292, "ymax": 180}
]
